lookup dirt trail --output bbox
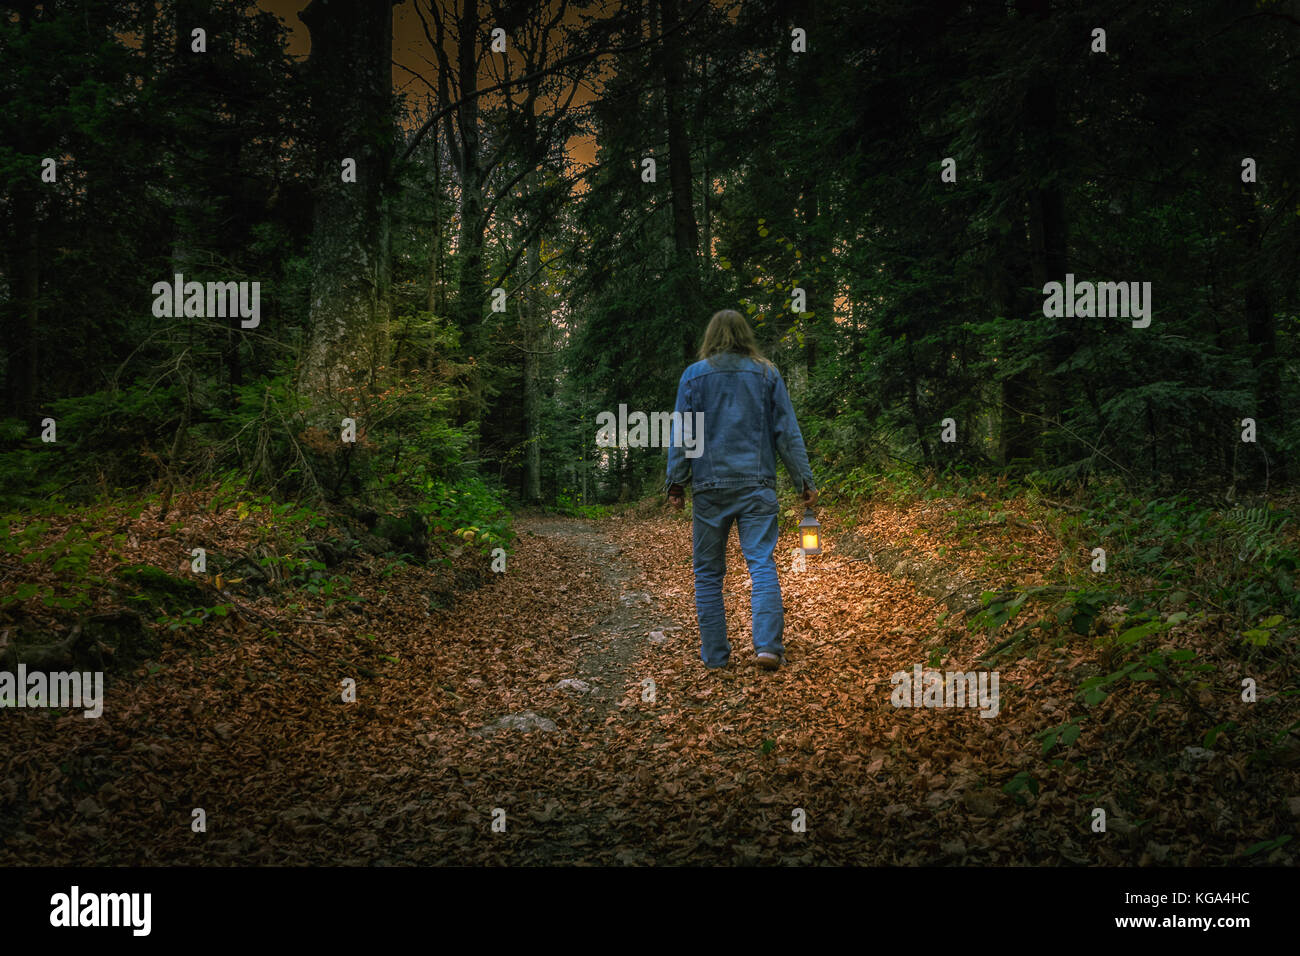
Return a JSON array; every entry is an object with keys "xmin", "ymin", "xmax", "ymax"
[
  {"xmin": 517, "ymin": 517, "xmax": 674, "ymax": 724},
  {"xmin": 412, "ymin": 509, "xmax": 966, "ymax": 865},
  {"xmin": 5, "ymin": 506, "xmax": 1288, "ymax": 866},
  {"xmin": 0, "ymin": 508, "xmax": 1010, "ymax": 866}
]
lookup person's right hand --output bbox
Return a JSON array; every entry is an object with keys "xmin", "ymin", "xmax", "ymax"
[{"xmin": 802, "ymin": 486, "xmax": 818, "ymax": 508}]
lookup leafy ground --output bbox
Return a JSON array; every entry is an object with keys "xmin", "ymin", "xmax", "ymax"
[{"xmin": 0, "ymin": 488, "xmax": 1297, "ymax": 865}]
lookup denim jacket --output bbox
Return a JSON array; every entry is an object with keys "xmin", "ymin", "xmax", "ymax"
[{"xmin": 664, "ymin": 352, "xmax": 816, "ymax": 495}]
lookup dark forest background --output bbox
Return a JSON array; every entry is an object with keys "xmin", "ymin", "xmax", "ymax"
[{"xmin": 2, "ymin": 0, "xmax": 1298, "ymax": 521}]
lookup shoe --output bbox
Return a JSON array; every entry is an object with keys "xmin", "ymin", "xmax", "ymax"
[{"xmin": 756, "ymin": 652, "xmax": 783, "ymax": 671}]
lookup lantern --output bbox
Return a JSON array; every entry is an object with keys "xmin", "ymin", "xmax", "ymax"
[{"xmin": 798, "ymin": 508, "xmax": 822, "ymax": 555}]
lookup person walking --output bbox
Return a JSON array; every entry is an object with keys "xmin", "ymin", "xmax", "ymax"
[{"xmin": 665, "ymin": 309, "xmax": 817, "ymax": 671}]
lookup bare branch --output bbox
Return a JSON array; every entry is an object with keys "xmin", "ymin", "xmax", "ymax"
[{"xmin": 398, "ymin": 0, "xmax": 709, "ymax": 165}]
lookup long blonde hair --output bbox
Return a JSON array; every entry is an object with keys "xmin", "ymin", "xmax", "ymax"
[{"xmin": 698, "ymin": 309, "xmax": 772, "ymax": 366}]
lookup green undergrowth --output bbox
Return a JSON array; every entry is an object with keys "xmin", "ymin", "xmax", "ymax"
[{"xmin": 826, "ymin": 463, "xmax": 1300, "ymax": 845}]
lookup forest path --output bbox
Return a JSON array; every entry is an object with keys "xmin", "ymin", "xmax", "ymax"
[
  {"xmin": 1, "ymin": 506, "xmax": 1081, "ymax": 866},
  {"xmin": 512, "ymin": 516, "xmax": 670, "ymax": 724},
  {"xmin": 384, "ymin": 509, "xmax": 1040, "ymax": 865}
]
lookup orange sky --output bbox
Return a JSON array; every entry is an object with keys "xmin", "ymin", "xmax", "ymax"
[{"xmin": 255, "ymin": 0, "xmax": 602, "ymax": 167}]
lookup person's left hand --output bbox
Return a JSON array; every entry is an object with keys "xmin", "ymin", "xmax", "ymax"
[{"xmin": 668, "ymin": 483, "xmax": 685, "ymax": 510}]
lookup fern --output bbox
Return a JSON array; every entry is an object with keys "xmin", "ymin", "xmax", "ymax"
[{"xmin": 1222, "ymin": 506, "xmax": 1288, "ymax": 562}]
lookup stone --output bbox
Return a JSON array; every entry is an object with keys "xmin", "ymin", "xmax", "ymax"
[
  {"xmin": 1179, "ymin": 746, "xmax": 1215, "ymax": 772},
  {"xmin": 485, "ymin": 711, "xmax": 557, "ymax": 734}
]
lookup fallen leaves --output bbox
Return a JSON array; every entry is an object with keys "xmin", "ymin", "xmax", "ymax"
[{"xmin": 0, "ymin": 496, "xmax": 1296, "ymax": 866}]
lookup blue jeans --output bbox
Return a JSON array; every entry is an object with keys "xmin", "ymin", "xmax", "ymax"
[{"xmin": 691, "ymin": 485, "xmax": 784, "ymax": 667}]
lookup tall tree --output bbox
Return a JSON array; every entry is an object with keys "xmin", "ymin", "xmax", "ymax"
[{"xmin": 298, "ymin": 0, "xmax": 397, "ymax": 405}]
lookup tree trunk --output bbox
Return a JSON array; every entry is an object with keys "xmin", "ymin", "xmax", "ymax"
[
  {"xmin": 523, "ymin": 243, "xmax": 543, "ymax": 504},
  {"xmin": 453, "ymin": 1, "xmax": 487, "ymax": 444},
  {"xmin": 1235, "ymin": 184, "xmax": 1281, "ymax": 478},
  {"xmin": 660, "ymin": 0, "xmax": 702, "ymax": 362},
  {"xmin": 1020, "ymin": 0, "xmax": 1071, "ymax": 463},
  {"xmin": 699, "ymin": 52, "xmax": 711, "ymax": 275},
  {"xmin": 4, "ymin": 1, "xmax": 39, "ymax": 419},
  {"xmin": 298, "ymin": 0, "xmax": 395, "ymax": 406},
  {"xmin": 661, "ymin": 0, "xmax": 699, "ymax": 264},
  {"xmin": 4, "ymin": 181, "xmax": 39, "ymax": 420},
  {"xmin": 989, "ymin": 1, "xmax": 1046, "ymax": 467},
  {"xmin": 427, "ymin": 125, "xmax": 442, "ymax": 315}
]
